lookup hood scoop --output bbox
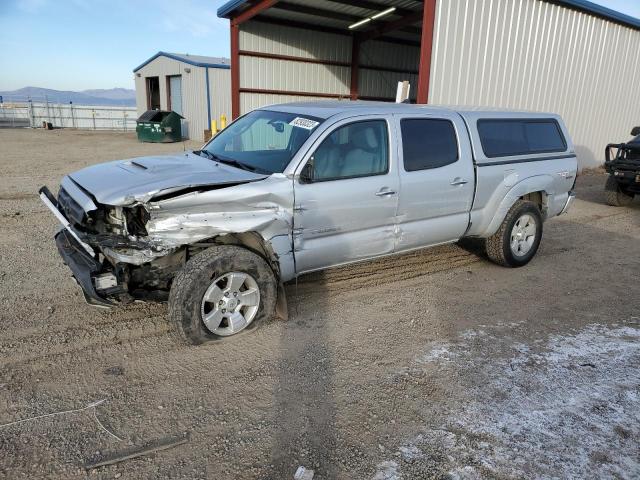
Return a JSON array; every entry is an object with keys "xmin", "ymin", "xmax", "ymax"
[{"xmin": 128, "ymin": 160, "xmax": 148, "ymax": 170}]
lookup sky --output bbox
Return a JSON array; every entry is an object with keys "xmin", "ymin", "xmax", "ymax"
[{"xmin": 0, "ymin": 0, "xmax": 639, "ymax": 91}]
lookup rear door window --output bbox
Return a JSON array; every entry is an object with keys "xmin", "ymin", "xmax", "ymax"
[
  {"xmin": 401, "ymin": 119, "xmax": 458, "ymax": 171},
  {"xmin": 478, "ymin": 119, "xmax": 566, "ymax": 157}
]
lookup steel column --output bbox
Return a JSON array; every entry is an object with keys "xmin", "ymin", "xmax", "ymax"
[
  {"xmin": 230, "ymin": 0, "xmax": 279, "ymax": 119},
  {"xmin": 205, "ymin": 67, "xmax": 212, "ymax": 128},
  {"xmin": 230, "ymin": 23, "xmax": 240, "ymax": 119},
  {"xmin": 417, "ymin": 0, "xmax": 437, "ymax": 104},
  {"xmin": 350, "ymin": 37, "xmax": 360, "ymax": 100}
]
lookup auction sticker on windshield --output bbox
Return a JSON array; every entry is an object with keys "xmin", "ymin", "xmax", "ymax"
[{"xmin": 289, "ymin": 117, "xmax": 319, "ymax": 130}]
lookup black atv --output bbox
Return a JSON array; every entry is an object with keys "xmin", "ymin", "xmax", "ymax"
[{"xmin": 604, "ymin": 126, "xmax": 640, "ymax": 206}]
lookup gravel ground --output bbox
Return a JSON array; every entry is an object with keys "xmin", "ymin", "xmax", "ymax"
[{"xmin": 0, "ymin": 128, "xmax": 638, "ymax": 479}]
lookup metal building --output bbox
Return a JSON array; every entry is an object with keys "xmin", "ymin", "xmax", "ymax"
[
  {"xmin": 133, "ymin": 52, "xmax": 231, "ymax": 141},
  {"xmin": 217, "ymin": 0, "xmax": 640, "ymax": 168}
]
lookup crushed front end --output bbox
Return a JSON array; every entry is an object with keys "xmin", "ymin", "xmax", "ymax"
[
  {"xmin": 39, "ymin": 179, "xmax": 182, "ymax": 307},
  {"xmin": 39, "ymin": 165, "xmax": 293, "ymax": 309}
]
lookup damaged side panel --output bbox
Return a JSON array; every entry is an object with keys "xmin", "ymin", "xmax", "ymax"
[{"xmin": 142, "ymin": 174, "xmax": 295, "ymax": 280}]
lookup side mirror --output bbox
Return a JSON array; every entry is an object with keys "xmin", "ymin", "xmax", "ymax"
[
  {"xmin": 631, "ymin": 126, "xmax": 640, "ymax": 137},
  {"xmin": 299, "ymin": 160, "xmax": 315, "ymax": 184}
]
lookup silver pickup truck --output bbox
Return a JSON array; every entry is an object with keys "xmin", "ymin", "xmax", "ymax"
[{"xmin": 40, "ymin": 102, "xmax": 577, "ymax": 343}]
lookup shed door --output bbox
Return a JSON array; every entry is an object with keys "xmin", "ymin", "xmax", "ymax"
[{"xmin": 168, "ymin": 75, "xmax": 183, "ymax": 116}]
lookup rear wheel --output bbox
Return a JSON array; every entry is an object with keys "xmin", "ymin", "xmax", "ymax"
[
  {"xmin": 169, "ymin": 245, "xmax": 277, "ymax": 344},
  {"xmin": 605, "ymin": 175, "xmax": 634, "ymax": 207},
  {"xmin": 485, "ymin": 200, "xmax": 543, "ymax": 268}
]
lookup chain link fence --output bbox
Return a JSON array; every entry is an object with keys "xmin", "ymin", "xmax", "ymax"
[{"xmin": 0, "ymin": 98, "xmax": 137, "ymax": 131}]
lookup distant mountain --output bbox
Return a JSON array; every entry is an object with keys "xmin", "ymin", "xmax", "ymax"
[
  {"xmin": 0, "ymin": 86, "xmax": 136, "ymax": 106},
  {"xmin": 81, "ymin": 88, "xmax": 136, "ymax": 101}
]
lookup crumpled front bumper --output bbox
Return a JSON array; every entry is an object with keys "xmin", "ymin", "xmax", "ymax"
[
  {"xmin": 40, "ymin": 186, "xmax": 122, "ymax": 307},
  {"xmin": 55, "ymin": 229, "xmax": 115, "ymax": 307}
]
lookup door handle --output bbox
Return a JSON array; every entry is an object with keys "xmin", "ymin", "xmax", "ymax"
[
  {"xmin": 450, "ymin": 178, "xmax": 468, "ymax": 186},
  {"xmin": 375, "ymin": 189, "xmax": 397, "ymax": 197}
]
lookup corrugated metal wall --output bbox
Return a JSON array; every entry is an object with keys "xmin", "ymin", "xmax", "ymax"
[
  {"xmin": 429, "ymin": 0, "xmax": 640, "ymax": 168},
  {"xmin": 238, "ymin": 22, "xmax": 352, "ymax": 111},
  {"xmin": 134, "ymin": 56, "xmax": 231, "ymax": 141},
  {"xmin": 359, "ymin": 40, "xmax": 420, "ymax": 101},
  {"xmin": 238, "ymin": 22, "xmax": 417, "ymax": 111},
  {"xmin": 239, "ymin": 55, "xmax": 350, "ymax": 95},
  {"xmin": 240, "ymin": 21, "xmax": 351, "ymax": 62},
  {"xmin": 240, "ymin": 92, "xmax": 348, "ymax": 114},
  {"xmin": 208, "ymin": 66, "xmax": 232, "ymax": 131}
]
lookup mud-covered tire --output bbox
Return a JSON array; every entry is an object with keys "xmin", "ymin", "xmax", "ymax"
[
  {"xmin": 485, "ymin": 200, "xmax": 543, "ymax": 268},
  {"xmin": 169, "ymin": 245, "xmax": 277, "ymax": 345},
  {"xmin": 604, "ymin": 175, "xmax": 634, "ymax": 207}
]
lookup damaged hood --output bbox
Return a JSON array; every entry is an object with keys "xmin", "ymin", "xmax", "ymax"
[{"xmin": 69, "ymin": 152, "xmax": 267, "ymax": 206}]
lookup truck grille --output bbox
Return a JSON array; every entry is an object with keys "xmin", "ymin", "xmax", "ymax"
[{"xmin": 58, "ymin": 187, "xmax": 87, "ymax": 227}]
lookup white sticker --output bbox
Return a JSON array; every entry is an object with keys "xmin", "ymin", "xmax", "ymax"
[{"xmin": 289, "ymin": 117, "xmax": 319, "ymax": 130}]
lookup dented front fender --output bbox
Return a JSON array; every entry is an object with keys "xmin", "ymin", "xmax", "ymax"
[{"xmin": 142, "ymin": 174, "xmax": 296, "ymax": 279}]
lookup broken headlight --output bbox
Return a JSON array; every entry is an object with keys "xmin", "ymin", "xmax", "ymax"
[
  {"xmin": 124, "ymin": 206, "xmax": 150, "ymax": 237},
  {"xmin": 105, "ymin": 207, "xmax": 127, "ymax": 235}
]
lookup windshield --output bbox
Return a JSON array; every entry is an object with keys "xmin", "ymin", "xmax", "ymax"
[{"xmin": 202, "ymin": 110, "xmax": 323, "ymax": 174}]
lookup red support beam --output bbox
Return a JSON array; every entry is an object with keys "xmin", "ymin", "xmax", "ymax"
[
  {"xmin": 230, "ymin": 23, "xmax": 240, "ymax": 119},
  {"xmin": 350, "ymin": 37, "xmax": 360, "ymax": 100},
  {"xmin": 231, "ymin": 0, "xmax": 279, "ymax": 26},
  {"xmin": 239, "ymin": 50, "xmax": 350, "ymax": 67},
  {"xmin": 417, "ymin": 0, "xmax": 437, "ymax": 104},
  {"xmin": 239, "ymin": 88, "xmax": 347, "ymax": 99},
  {"xmin": 230, "ymin": 0, "xmax": 280, "ymax": 118}
]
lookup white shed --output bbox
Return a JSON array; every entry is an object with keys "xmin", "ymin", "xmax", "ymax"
[{"xmin": 133, "ymin": 52, "xmax": 231, "ymax": 141}]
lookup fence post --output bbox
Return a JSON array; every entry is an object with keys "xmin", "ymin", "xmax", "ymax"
[
  {"xmin": 123, "ymin": 109, "xmax": 127, "ymax": 132},
  {"xmin": 45, "ymin": 96, "xmax": 50, "ymax": 126},
  {"xmin": 28, "ymin": 100, "xmax": 34, "ymax": 128},
  {"xmin": 92, "ymin": 110, "xmax": 96, "ymax": 130},
  {"xmin": 70, "ymin": 102, "xmax": 75, "ymax": 128}
]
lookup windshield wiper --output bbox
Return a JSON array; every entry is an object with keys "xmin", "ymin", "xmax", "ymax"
[
  {"xmin": 194, "ymin": 150, "xmax": 215, "ymax": 160},
  {"xmin": 217, "ymin": 158, "xmax": 259, "ymax": 172},
  {"xmin": 197, "ymin": 150, "xmax": 269, "ymax": 174}
]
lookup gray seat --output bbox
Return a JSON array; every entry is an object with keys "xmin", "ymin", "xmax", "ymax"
[
  {"xmin": 340, "ymin": 126, "xmax": 382, "ymax": 177},
  {"xmin": 313, "ymin": 137, "xmax": 343, "ymax": 180}
]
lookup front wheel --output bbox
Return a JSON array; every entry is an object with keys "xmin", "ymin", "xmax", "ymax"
[
  {"xmin": 604, "ymin": 175, "xmax": 634, "ymax": 207},
  {"xmin": 485, "ymin": 200, "xmax": 543, "ymax": 268},
  {"xmin": 169, "ymin": 245, "xmax": 277, "ymax": 344}
]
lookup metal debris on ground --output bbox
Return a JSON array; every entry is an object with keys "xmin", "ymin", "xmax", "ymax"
[
  {"xmin": 0, "ymin": 398, "xmax": 121, "ymax": 440},
  {"xmin": 294, "ymin": 465, "xmax": 315, "ymax": 480},
  {"xmin": 84, "ymin": 434, "xmax": 189, "ymax": 470}
]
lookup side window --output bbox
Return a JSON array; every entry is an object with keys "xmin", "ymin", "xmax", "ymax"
[
  {"xmin": 401, "ymin": 119, "xmax": 458, "ymax": 171},
  {"xmin": 308, "ymin": 120, "xmax": 389, "ymax": 182},
  {"xmin": 524, "ymin": 122, "xmax": 566, "ymax": 152},
  {"xmin": 477, "ymin": 119, "xmax": 566, "ymax": 157}
]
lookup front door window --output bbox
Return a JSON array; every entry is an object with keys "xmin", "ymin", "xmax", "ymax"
[{"xmin": 308, "ymin": 120, "xmax": 389, "ymax": 182}]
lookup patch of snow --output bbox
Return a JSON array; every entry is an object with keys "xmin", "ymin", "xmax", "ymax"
[
  {"xmin": 374, "ymin": 323, "xmax": 640, "ymax": 479},
  {"xmin": 418, "ymin": 343, "xmax": 458, "ymax": 363},
  {"xmin": 372, "ymin": 460, "xmax": 400, "ymax": 480},
  {"xmin": 448, "ymin": 465, "xmax": 482, "ymax": 480},
  {"xmin": 398, "ymin": 445, "xmax": 423, "ymax": 460}
]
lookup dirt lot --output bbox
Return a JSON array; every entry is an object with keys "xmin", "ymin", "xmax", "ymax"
[{"xmin": 0, "ymin": 128, "xmax": 638, "ymax": 479}]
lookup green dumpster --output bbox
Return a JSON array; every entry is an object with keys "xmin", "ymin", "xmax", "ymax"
[{"xmin": 136, "ymin": 110, "xmax": 184, "ymax": 143}]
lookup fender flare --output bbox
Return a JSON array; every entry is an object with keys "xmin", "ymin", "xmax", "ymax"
[{"xmin": 483, "ymin": 174, "xmax": 554, "ymax": 237}]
